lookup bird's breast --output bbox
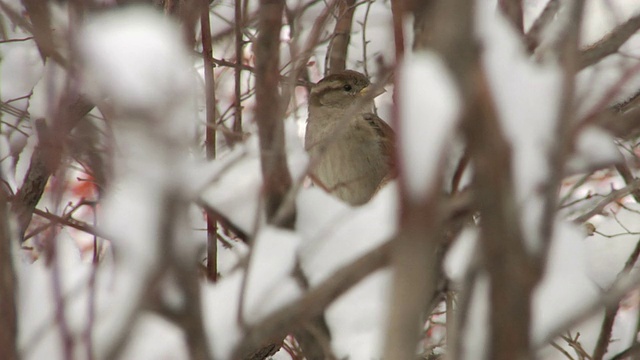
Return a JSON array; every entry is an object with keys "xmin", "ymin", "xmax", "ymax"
[{"xmin": 306, "ymin": 116, "xmax": 389, "ymax": 205}]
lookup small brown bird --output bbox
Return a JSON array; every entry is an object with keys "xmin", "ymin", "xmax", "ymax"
[{"xmin": 305, "ymin": 70, "xmax": 395, "ymax": 205}]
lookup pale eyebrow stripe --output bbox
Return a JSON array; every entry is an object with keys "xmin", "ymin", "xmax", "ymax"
[{"xmin": 310, "ymin": 80, "xmax": 343, "ymax": 95}]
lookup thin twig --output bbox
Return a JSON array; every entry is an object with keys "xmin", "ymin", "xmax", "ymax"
[
  {"xmin": 572, "ymin": 179, "xmax": 640, "ymax": 223},
  {"xmin": 85, "ymin": 204, "xmax": 98, "ymax": 360},
  {"xmin": 551, "ymin": 340, "xmax": 577, "ymax": 360},
  {"xmin": 0, "ymin": 36, "xmax": 34, "ymax": 43},
  {"xmin": 615, "ymin": 163, "xmax": 640, "ymax": 203},
  {"xmin": 559, "ymin": 174, "xmax": 593, "ymax": 207},
  {"xmin": 289, "ymin": 0, "xmax": 339, "ymax": 86},
  {"xmin": 359, "ymin": 0, "xmax": 374, "ymax": 77},
  {"xmin": 31, "ymin": 207, "xmax": 105, "ymax": 239},
  {"xmin": 233, "ymin": 0, "xmax": 244, "ymax": 135},
  {"xmin": 592, "ymin": 235, "xmax": 640, "ymax": 360},
  {"xmin": 574, "ymin": 61, "xmax": 640, "ymax": 134}
]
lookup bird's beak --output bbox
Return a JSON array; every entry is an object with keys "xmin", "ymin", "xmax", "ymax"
[{"xmin": 359, "ymin": 85, "xmax": 386, "ymax": 98}]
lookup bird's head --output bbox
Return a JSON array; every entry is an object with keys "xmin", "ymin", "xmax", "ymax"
[{"xmin": 309, "ymin": 70, "xmax": 384, "ymax": 109}]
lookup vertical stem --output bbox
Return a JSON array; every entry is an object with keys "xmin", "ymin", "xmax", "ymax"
[
  {"xmin": 390, "ymin": 0, "xmax": 405, "ymax": 61},
  {"xmin": 50, "ymin": 179, "xmax": 75, "ymax": 360},
  {"xmin": 255, "ymin": 0, "xmax": 294, "ymax": 228},
  {"xmin": 91, "ymin": 203, "xmax": 99, "ymax": 263},
  {"xmin": 538, "ymin": 0, "xmax": 585, "ymax": 264},
  {"xmin": 360, "ymin": 0, "xmax": 374, "ymax": 77},
  {"xmin": 445, "ymin": 291, "xmax": 455, "ymax": 353},
  {"xmin": 201, "ymin": 2, "xmax": 216, "ymax": 171},
  {"xmin": 205, "ymin": 215, "xmax": 218, "ymax": 282},
  {"xmin": 327, "ymin": 0, "xmax": 355, "ymax": 74},
  {"xmin": 0, "ymin": 185, "xmax": 18, "ymax": 360},
  {"xmin": 233, "ymin": 0, "xmax": 243, "ymax": 134},
  {"xmin": 201, "ymin": 1, "xmax": 218, "ymax": 282},
  {"xmin": 86, "ymin": 203, "xmax": 98, "ymax": 360},
  {"xmin": 383, "ymin": 205, "xmax": 440, "ymax": 360},
  {"xmin": 466, "ymin": 76, "xmax": 533, "ymax": 359}
]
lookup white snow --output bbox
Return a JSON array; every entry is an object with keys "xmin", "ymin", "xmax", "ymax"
[
  {"xmin": 532, "ymin": 223, "xmax": 600, "ymax": 344},
  {"xmin": 17, "ymin": 232, "xmax": 93, "ymax": 360},
  {"xmin": 296, "ymin": 181, "xmax": 397, "ymax": 358},
  {"xmin": 584, "ymin": 202, "xmax": 640, "ymax": 289},
  {"xmin": 79, "ymin": 7, "xmax": 195, "ymax": 122},
  {"xmin": 28, "ymin": 60, "xmax": 67, "ymax": 124},
  {"xmin": 567, "ymin": 127, "xmax": 622, "ymax": 174},
  {"xmin": 445, "ymin": 2, "xmax": 640, "ymax": 359},
  {"xmin": 199, "ymin": 139, "xmax": 263, "ymax": 234},
  {"xmin": 0, "ymin": 40, "xmax": 43, "ymax": 102},
  {"xmin": 7, "ymin": 1, "xmax": 640, "ymax": 360},
  {"xmin": 118, "ymin": 314, "xmax": 189, "ymax": 360},
  {"xmin": 478, "ymin": 0, "xmax": 562, "ymax": 252},
  {"xmin": 398, "ymin": 52, "xmax": 462, "ymax": 201},
  {"xmin": 202, "ymin": 272, "xmax": 245, "ymax": 360},
  {"xmin": 243, "ymin": 226, "xmax": 303, "ymax": 323},
  {"xmin": 199, "ymin": 118, "xmax": 308, "ymax": 235},
  {"xmin": 78, "ymin": 6, "xmax": 200, "ymax": 358},
  {"xmin": 445, "ymin": 221, "xmax": 605, "ymax": 359},
  {"xmin": 443, "ymin": 227, "xmax": 479, "ymax": 283}
]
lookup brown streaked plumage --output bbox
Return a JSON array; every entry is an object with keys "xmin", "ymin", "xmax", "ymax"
[{"xmin": 305, "ymin": 70, "xmax": 396, "ymax": 205}]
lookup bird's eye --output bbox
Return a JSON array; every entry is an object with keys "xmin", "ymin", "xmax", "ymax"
[{"xmin": 343, "ymin": 84, "xmax": 352, "ymax": 92}]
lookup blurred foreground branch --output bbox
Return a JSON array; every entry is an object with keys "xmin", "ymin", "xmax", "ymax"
[
  {"xmin": 0, "ymin": 182, "xmax": 18, "ymax": 360},
  {"xmin": 233, "ymin": 240, "xmax": 392, "ymax": 359},
  {"xmin": 254, "ymin": 0, "xmax": 294, "ymax": 228},
  {"xmin": 579, "ymin": 13, "xmax": 640, "ymax": 69}
]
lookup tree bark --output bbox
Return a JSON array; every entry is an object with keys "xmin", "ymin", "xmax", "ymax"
[
  {"xmin": 327, "ymin": 0, "xmax": 355, "ymax": 74},
  {"xmin": 254, "ymin": 0, "xmax": 295, "ymax": 229}
]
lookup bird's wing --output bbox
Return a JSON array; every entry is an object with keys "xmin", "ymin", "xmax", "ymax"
[{"xmin": 362, "ymin": 113, "xmax": 397, "ymax": 180}]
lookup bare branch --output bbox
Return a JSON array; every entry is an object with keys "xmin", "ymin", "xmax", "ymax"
[
  {"xmin": 232, "ymin": 240, "xmax": 392, "ymax": 359},
  {"xmin": 524, "ymin": 0, "xmax": 559, "ymax": 52},
  {"xmin": 289, "ymin": 0, "xmax": 338, "ymax": 84},
  {"xmin": 13, "ymin": 95, "xmax": 94, "ymax": 239},
  {"xmin": 572, "ymin": 179, "xmax": 640, "ymax": 223},
  {"xmin": 20, "ymin": 0, "xmax": 55, "ymax": 61},
  {"xmin": 498, "ymin": 0, "xmax": 523, "ymax": 34},
  {"xmin": 383, "ymin": 203, "xmax": 442, "ymax": 359},
  {"xmin": 579, "ymin": 13, "xmax": 640, "ymax": 69},
  {"xmin": 615, "ymin": 163, "xmax": 640, "ymax": 203},
  {"xmin": 3, "ymin": 2, "xmax": 95, "ymax": 239},
  {"xmin": 327, "ymin": 0, "xmax": 355, "ymax": 74},
  {"xmin": 254, "ymin": 0, "xmax": 294, "ymax": 228}
]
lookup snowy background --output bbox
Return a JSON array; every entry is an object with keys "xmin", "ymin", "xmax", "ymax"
[{"xmin": 2, "ymin": 0, "xmax": 640, "ymax": 359}]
